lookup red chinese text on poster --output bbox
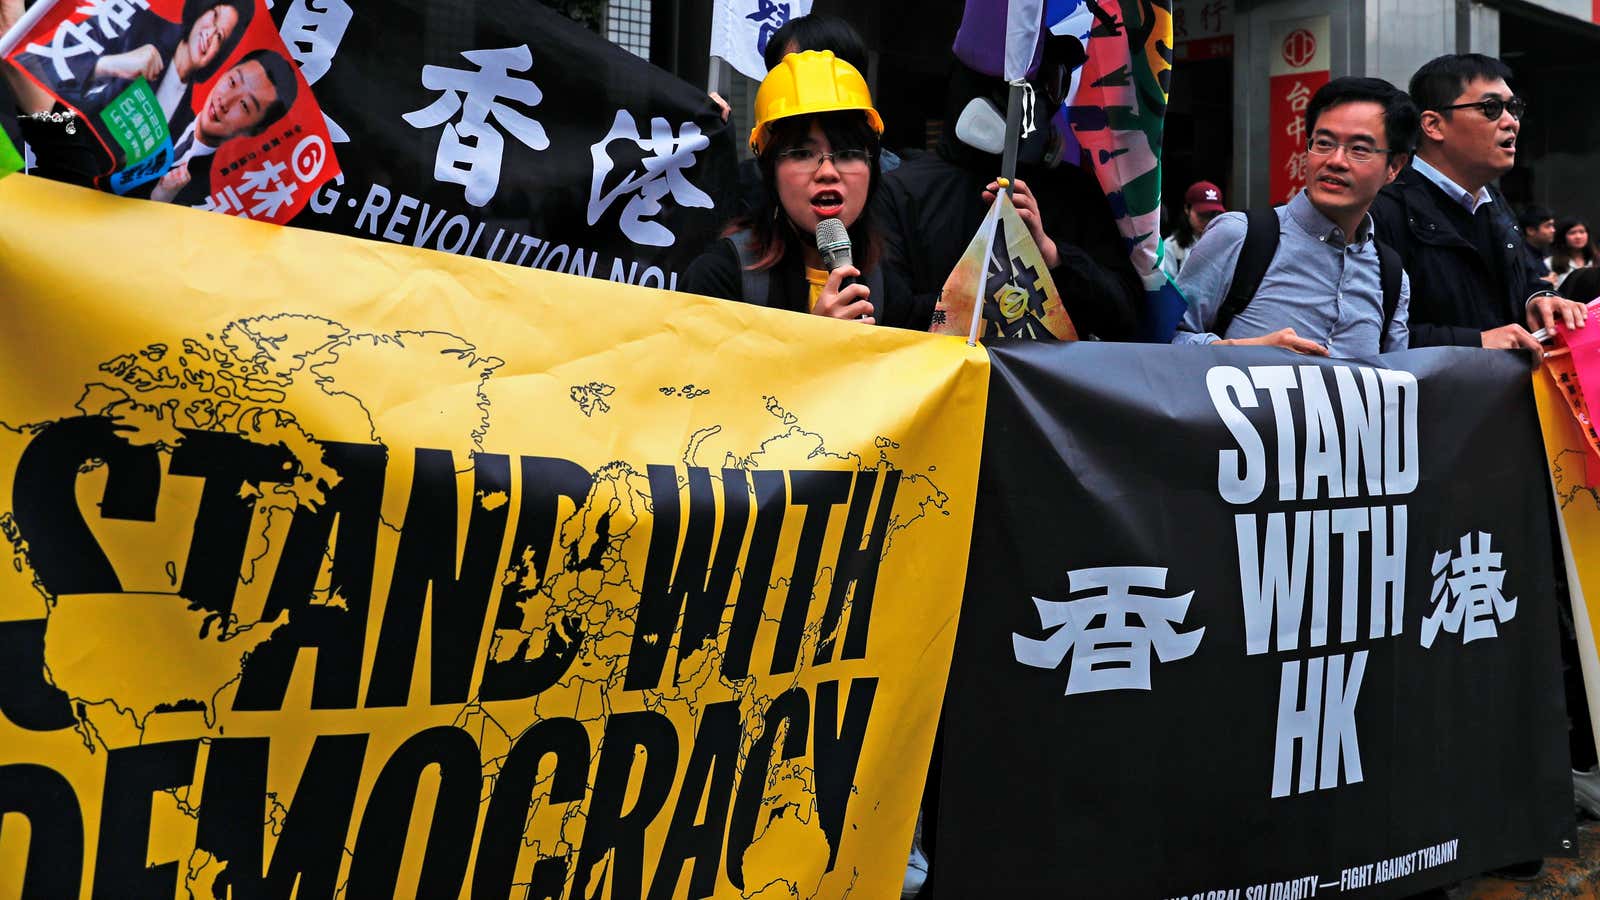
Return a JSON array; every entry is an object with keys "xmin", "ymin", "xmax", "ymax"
[{"xmin": 1267, "ymin": 16, "xmax": 1329, "ymax": 205}]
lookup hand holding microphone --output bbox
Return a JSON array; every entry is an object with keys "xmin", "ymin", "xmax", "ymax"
[{"xmin": 814, "ymin": 217, "xmax": 874, "ymax": 324}]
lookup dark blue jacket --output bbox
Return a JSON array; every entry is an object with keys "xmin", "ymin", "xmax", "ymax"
[{"xmin": 1370, "ymin": 163, "xmax": 1539, "ymax": 348}]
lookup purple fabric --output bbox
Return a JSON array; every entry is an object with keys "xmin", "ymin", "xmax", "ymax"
[{"xmin": 952, "ymin": 0, "xmax": 1044, "ymax": 79}]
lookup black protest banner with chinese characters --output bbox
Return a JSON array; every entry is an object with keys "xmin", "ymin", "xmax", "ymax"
[
  {"xmin": 267, "ymin": 0, "xmax": 738, "ymax": 292},
  {"xmin": 936, "ymin": 342, "xmax": 1574, "ymax": 899}
]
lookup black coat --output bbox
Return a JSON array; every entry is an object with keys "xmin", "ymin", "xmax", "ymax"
[
  {"xmin": 873, "ymin": 147, "xmax": 1142, "ymax": 340},
  {"xmin": 682, "ymin": 236, "xmax": 817, "ymax": 316},
  {"xmin": 1369, "ymin": 163, "xmax": 1539, "ymax": 348},
  {"xmin": 871, "ymin": 60, "xmax": 1141, "ymax": 340},
  {"xmin": 681, "ymin": 231, "xmax": 924, "ymax": 328}
]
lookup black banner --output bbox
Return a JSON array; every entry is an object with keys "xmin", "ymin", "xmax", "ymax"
[
  {"xmin": 938, "ymin": 343, "xmax": 1574, "ymax": 898},
  {"xmin": 267, "ymin": 0, "xmax": 737, "ymax": 290}
]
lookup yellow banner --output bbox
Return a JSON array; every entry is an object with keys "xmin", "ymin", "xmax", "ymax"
[
  {"xmin": 1534, "ymin": 371, "xmax": 1600, "ymax": 763},
  {"xmin": 0, "ymin": 175, "xmax": 987, "ymax": 898}
]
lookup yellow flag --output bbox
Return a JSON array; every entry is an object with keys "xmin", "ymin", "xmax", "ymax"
[
  {"xmin": 929, "ymin": 190, "xmax": 1078, "ymax": 341},
  {"xmin": 0, "ymin": 175, "xmax": 987, "ymax": 898}
]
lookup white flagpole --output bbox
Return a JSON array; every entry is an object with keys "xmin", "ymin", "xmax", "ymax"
[
  {"xmin": 0, "ymin": 0, "xmax": 62, "ymax": 58},
  {"xmin": 708, "ymin": 56, "xmax": 724, "ymax": 95},
  {"xmin": 968, "ymin": 193, "xmax": 1006, "ymax": 346}
]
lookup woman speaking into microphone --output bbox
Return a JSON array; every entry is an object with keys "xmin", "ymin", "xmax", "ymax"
[{"xmin": 683, "ymin": 51, "xmax": 912, "ymax": 327}]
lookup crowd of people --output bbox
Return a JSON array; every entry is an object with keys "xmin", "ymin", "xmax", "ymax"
[
  {"xmin": 676, "ymin": 18, "xmax": 1598, "ymax": 899},
  {"xmin": 8, "ymin": 8, "xmax": 1597, "ymax": 896},
  {"xmin": 685, "ymin": 14, "xmax": 1141, "ymax": 340},
  {"xmin": 1166, "ymin": 58, "xmax": 1596, "ymax": 359},
  {"xmin": 10, "ymin": 2, "xmax": 1588, "ymax": 361},
  {"xmin": 683, "ymin": 16, "xmax": 1593, "ymax": 373},
  {"xmin": 1521, "ymin": 205, "xmax": 1599, "ymax": 293}
]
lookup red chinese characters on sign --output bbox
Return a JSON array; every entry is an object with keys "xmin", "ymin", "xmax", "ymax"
[
  {"xmin": 1268, "ymin": 16, "xmax": 1330, "ymax": 204},
  {"xmin": 1271, "ymin": 75, "xmax": 1328, "ymax": 202}
]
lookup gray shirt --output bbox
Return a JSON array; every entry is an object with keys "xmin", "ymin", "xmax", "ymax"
[{"xmin": 1172, "ymin": 191, "xmax": 1410, "ymax": 356}]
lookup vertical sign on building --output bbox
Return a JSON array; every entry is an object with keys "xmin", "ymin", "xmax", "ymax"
[
  {"xmin": 1268, "ymin": 15, "xmax": 1330, "ymax": 204},
  {"xmin": 1173, "ymin": 0, "xmax": 1234, "ymax": 63}
]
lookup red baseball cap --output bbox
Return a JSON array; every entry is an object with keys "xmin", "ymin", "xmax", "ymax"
[{"xmin": 1185, "ymin": 181, "xmax": 1226, "ymax": 215}]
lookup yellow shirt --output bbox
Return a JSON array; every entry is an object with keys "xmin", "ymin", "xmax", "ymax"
[{"xmin": 806, "ymin": 267, "xmax": 829, "ymax": 313}]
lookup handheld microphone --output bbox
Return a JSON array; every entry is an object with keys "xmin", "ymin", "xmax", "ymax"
[
  {"xmin": 815, "ymin": 217, "xmax": 853, "ymax": 278},
  {"xmin": 816, "ymin": 217, "xmax": 875, "ymax": 320}
]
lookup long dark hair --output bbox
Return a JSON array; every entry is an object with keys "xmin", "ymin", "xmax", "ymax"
[
  {"xmin": 1552, "ymin": 217, "xmax": 1597, "ymax": 275},
  {"xmin": 181, "ymin": 0, "xmax": 255, "ymax": 84},
  {"xmin": 1171, "ymin": 204, "xmax": 1199, "ymax": 249},
  {"xmin": 729, "ymin": 110, "xmax": 882, "ymax": 272},
  {"xmin": 1559, "ymin": 266, "xmax": 1600, "ymax": 301}
]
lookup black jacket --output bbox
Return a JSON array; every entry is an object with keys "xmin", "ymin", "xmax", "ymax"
[
  {"xmin": 871, "ymin": 65, "xmax": 1141, "ymax": 340},
  {"xmin": 682, "ymin": 237, "xmax": 815, "ymax": 316},
  {"xmin": 681, "ymin": 233, "xmax": 923, "ymax": 329},
  {"xmin": 874, "ymin": 150, "xmax": 1141, "ymax": 339},
  {"xmin": 1369, "ymin": 163, "xmax": 1538, "ymax": 347},
  {"xmin": 18, "ymin": 113, "xmax": 104, "ymax": 188}
]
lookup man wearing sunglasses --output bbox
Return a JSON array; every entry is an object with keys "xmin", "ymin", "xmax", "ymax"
[{"xmin": 1370, "ymin": 53, "xmax": 1586, "ymax": 354}]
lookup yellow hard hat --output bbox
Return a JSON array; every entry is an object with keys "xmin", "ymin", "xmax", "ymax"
[{"xmin": 749, "ymin": 50, "xmax": 884, "ymax": 155}]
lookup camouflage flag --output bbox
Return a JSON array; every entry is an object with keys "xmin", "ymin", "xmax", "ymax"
[{"xmin": 1052, "ymin": 0, "xmax": 1187, "ymax": 341}]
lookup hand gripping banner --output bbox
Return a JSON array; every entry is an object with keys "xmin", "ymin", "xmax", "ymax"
[
  {"xmin": 0, "ymin": 175, "xmax": 985, "ymax": 899},
  {"xmin": 936, "ymin": 341, "xmax": 1573, "ymax": 898}
]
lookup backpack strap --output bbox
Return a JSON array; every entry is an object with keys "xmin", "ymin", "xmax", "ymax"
[
  {"xmin": 1211, "ymin": 207, "xmax": 1282, "ymax": 337},
  {"xmin": 726, "ymin": 228, "xmax": 770, "ymax": 307},
  {"xmin": 1375, "ymin": 237, "xmax": 1402, "ymax": 336}
]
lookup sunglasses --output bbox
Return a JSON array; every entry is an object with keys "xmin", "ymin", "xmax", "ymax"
[{"xmin": 1437, "ymin": 95, "xmax": 1526, "ymax": 121}]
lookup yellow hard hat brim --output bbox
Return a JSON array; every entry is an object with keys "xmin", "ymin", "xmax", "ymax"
[{"xmin": 749, "ymin": 106, "xmax": 885, "ymax": 155}]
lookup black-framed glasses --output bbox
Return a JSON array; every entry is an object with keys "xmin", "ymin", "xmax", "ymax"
[
  {"xmin": 1438, "ymin": 95, "xmax": 1526, "ymax": 121},
  {"xmin": 1306, "ymin": 136, "xmax": 1390, "ymax": 163},
  {"xmin": 774, "ymin": 147, "xmax": 873, "ymax": 173}
]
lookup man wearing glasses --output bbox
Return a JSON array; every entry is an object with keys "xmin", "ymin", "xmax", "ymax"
[
  {"xmin": 1172, "ymin": 77, "xmax": 1417, "ymax": 357},
  {"xmin": 1370, "ymin": 53, "xmax": 1586, "ymax": 352}
]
